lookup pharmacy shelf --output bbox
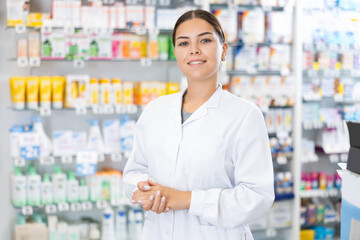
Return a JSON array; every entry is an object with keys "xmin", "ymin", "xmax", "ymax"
[
  {"xmin": 303, "ymin": 43, "xmax": 360, "ymax": 51},
  {"xmin": 301, "ymin": 221, "xmax": 341, "ymax": 228},
  {"xmin": 226, "ymin": 70, "xmax": 288, "ymax": 76},
  {"xmin": 299, "ymin": 189, "xmax": 340, "ymax": 198},
  {"xmin": 252, "ymin": 225, "xmax": 292, "ymax": 233},
  {"xmin": 209, "ymin": 4, "xmax": 287, "ymax": 12},
  {"xmin": 7, "ymin": 58, "xmax": 177, "ymax": 63},
  {"xmin": 303, "ymin": 70, "xmax": 360, "ymax": 78},
  {"xmin": 229, "ymin": 42, "xmax": 292, "ymax": 47},
  {"xmin": 14, "ymin": 199, "xmax": 131, "ymax": 216}
]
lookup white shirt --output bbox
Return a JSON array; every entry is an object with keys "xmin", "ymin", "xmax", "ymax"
[{"xmin": 123, "ymin": 84, "xmax": 274, "ymax": 240}]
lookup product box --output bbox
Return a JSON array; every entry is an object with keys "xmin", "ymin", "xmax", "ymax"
[
  {"xmin": 7, "ymin": 0, "xmax": 29, "ymax": 27},
  {"xmin": 15, "ymin": 223, "xmax": 48, "ymax": 240},
  {"xmin": 126, "ymin": 5, "xmax": 145, "ymax": 28},
  {"xmin": 212, "ymin": 8, "xmax": 237, "ymax": 43},
  {"xmin": 267, "ymin": 200, "xmax": 292, "ymax": 228}
]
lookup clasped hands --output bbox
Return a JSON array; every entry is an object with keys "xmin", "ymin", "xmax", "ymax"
[{"xmin": 131, "ymin": 179, "xmax": 191, "ymax": 214}]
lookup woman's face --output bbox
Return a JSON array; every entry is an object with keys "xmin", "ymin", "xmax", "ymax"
[{"xmin": 173, "ymin": 18, "xmax": 227, "ymax": 83}]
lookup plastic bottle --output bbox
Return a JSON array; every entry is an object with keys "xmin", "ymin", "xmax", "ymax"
[
  {"xmin": 89, "ymin": 223, "xmax": 101, "ymax": 240},
  {"xmin": 53, "ymin": 165, "xmax": 67, "ymax": 203},
  {"xmin": 11, "ymin": 167, "xmax": 27, "ymax": 207},
  {"xmin": 87, "ymin": 119, "xmax": 105, "ymax": 158},
  {"xmin": 89, "ymin": 78, "xmax": 99, "ymax": 107},
  {"xmin": 67, "ymin": 172, "xmax": 79, "ymax": 203},
  {"xmin": 101, "ymin": 207, "xmax": 116, "ymax": 240},
  {"xmin": 32, "ymin": 116, "xmax": 53, "ymax": 157},
  {"xmin": 115, "ymin": 206, "xmax": 128, "ymax": 240},
  {"xmin": 133, "ymin": 206, "xmax": 144, "ymax": 238},
  {"xmin": 27, "ymin": 165, "xmax": 41, "ymax": 206},
  {"xmin": 79, "ymin": 178, "xmax": 89, "ymax": 202},
  {"xmin": 41, "ymin": 174, "xmax": 53, "ymax": 204}
]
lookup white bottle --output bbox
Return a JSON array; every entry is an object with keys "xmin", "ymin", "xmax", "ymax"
[
  {"xmin": 11, "ymin": 167, "xmax": 27, "ymax": 207},
  {"xmin": 101, "ymin": 207, "xmax": 116, "ymax": 240},
  {"xmin": 26, "ymin": 165, "xmax": 41, "ymax": 206},
  {"xmin": 32, "ymin": 116, "xmax": 53, "ymax": 157},
  {"xmin": 87, "ymin": 119, "xmax": 105, "ymax": 160},
  {"xmin": 52, "ymin": 165, "xmax": 67, "ymax": 203},
  {"xmin": 41, "ymin": 174, "xmax": 53, "ymax": 204},
  {"xmin": 67, "ymin": 172, "xmax": 79, "ymax": 203},
  {"xmin": 133, "ymin": 207, "xmax": 144, "ymax": 239},
  {"xmin": 79, "ymin": 178, "xmax": 89, "ymax": 202},
  {"xmin": 115, "ymin": 206, "xmax": 127, "ymax": 240}
]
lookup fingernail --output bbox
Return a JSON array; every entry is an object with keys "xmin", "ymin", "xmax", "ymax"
[
  {"xmin": 166, "ymin": 207, "xmax": 170, "ymax": 211},
  {"xmin": 157, "ymin": 190, "xmax": 160, "ymax": 196},
  {"xmin": 138, "ymin": 200, "xmax": 143, "ymax": 203},
  {"xmin": 144, "ymin": 185, "xmax": 150, "ymax": 190},
  {"xmin": 161, "ymin": 196, "xmax": 166, "ymax": 202},
  {"xmin": 150, "ymin": 194, "xmax": 154, "ymax": 200}
]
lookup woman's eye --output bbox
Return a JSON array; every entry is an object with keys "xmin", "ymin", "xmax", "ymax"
[
  {"xmin": 201, "ymin": 38, "xmax": 211, "ymax": 43},
  {"xmin": 178, "ymin": 41, "xmax": 189, "ymax": 46}
]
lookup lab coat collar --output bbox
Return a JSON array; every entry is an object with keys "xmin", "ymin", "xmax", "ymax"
[{"xmin": 171, "ymin": 83, "xmax": 223, "ymax": 126}]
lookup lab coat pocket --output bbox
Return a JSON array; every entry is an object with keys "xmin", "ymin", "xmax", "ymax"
[{"xmin": 185, "ymin": 134, "xmax": 227, "ymax": 189}]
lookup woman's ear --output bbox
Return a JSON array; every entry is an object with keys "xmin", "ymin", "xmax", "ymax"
[{"xmin": 221, "ymin": 42, "xmax": 229, "ymax": 61}]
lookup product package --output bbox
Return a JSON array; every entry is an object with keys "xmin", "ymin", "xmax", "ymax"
[
  {"xmin": 266, "ymin": 12, "xmax": 293, "ymax": 44},
  {"xmin": 238, "ymin": 8, "xmax": 265, "ymax": 44}
]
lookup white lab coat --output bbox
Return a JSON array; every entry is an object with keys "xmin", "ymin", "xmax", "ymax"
[{"xmin": 123, "ymin": 84, "xmax": 274, "ymax": 240}]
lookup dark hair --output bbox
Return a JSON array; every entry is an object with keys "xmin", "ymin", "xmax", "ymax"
[{"xmin": 172, "ymin": 9, "xmax": 226, "ymax": 47}]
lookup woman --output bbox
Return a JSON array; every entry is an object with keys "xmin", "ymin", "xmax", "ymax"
[{"xmin": 123, "ymin": 9, "xmax": 274, "ymax": 240}]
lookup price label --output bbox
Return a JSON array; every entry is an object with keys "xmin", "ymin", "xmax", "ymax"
[
  {"xmin": 126, "ymin": 105, "xmax": 138, "ymax": 114},
  {"xmin": 307, "ymin": 70, "xmax": 318, "ymax": 78},
  {"xmin": 103, "ymin": 0, "xmax": 115, "ymax": 4},
  {"xmin": 58, "ymin": 202, "xmax": 70, "ymax": 212},
  {"xmin": 83, "ymin": 27, "xmax": 93, "ymax": 35},
  {"xmin": 304, "ymin": 43, "xmax": 313, "ymax": 51},
  {"xmin": 98, "ymin": 153, "xmax": 105, "ymax": 162},
  {"xmin": 70, "ymin": 202, "xmax": 82, "ymax": 211},
  {"xmin": 266, "ymin": 228, "xmax": 277, "ymax": 238},
  {"xmin": 111, "ymin": 199, "xmax": 121, "ymax": 206},
  {"xmin": 22, "ymin": 206, "xmax": 33, "ymax": 215},
  {"xmin": 61, "ymin": 155, "xmax": 73, "ymax": 164},
  {"xmin": 92, "ymin": 105, "xmax": 101, "ymax": 114},
  {"xmin": 316, "ymin": 42, "xmax": 326, "ymax": 51},
  {"xmin": 29, "ymin": 57, "xmax": 41, "ymax": 67},
  {"xmin": 73, "ymin": 59, "xmax": 85, "ymax": 68},
  {"xmin": 64, "ymin": 26, "xmax": 75, "ymax": 34},
  {"xmin": 103, "ymin": 105, "xmax": 114, "ymax": 114},
  {"xmin": 14, "ymin": 158, "xmax": 26, "ymax": 167},
  {"xmin": 40, "ymin": 156, "xmax": 55, "ymax": 165},
  {"xmin": 135, "ymin": 27, "xmax": 147, "ymax": 35},
  {"xmin": 246, "ymin": 65, "xmax": 257, "ymax": 75},
  {"xmin": 41, "ymin": 25, "xmax": 52, "ymax": 34},
  {"xmin": 75, "ymin": 106, "xmax": 87, "ymax": 115},
  {"xmin": 351, "ymin": 69, "xmax": 360, "ymax": 77},
  {"xmin": 329, "ymin": 44, "xmax": 338, "ymax": 51},
  {"xmin": 262, "ymin": 5, "xmax": 272, "ymax": 11},
  {"xmin": 100, "ymin": 27, "xmax": 113, "ymax": 35},
  {"xmin": 17, "ymin": 57, "xmax": 28, "ymax": 67},
  {"xmin": 15, "ymin": 24, "xmax": 26, "ymax": 34},
  {"xmin": 280, "ymin": 67, "xmax": 290, "ymax": 76},
  {"xmin": 45, "ymin": 204, "xmax": 57, "ymax": 214},
  {"xmin": 76, "ymin": 151, "xmax": 98, "ymax": 176},
  {"xmin": 140, "ymin": 58, "xmax": 152, "ymax": 67},
  {"xmin": 96, "ymin": 200, "xmax": 108, "ymax": 209},
  {"xmin": 82, "ymin": 201, "xmax": 93, "ymax": 211},
  {"xmin": 340, "ymin": 44, "xmax": 350, "ymax": 51},
  {"xmin": 115, "ymin": 105, "xmax": 126, "ymax": 114},
  {"xmin": 40, "ymin": 106, "xmax": 51, "ymax": 116},
  {"xmin": 111, "ymin": 153, "xmax": 122, "ymax": 162}
]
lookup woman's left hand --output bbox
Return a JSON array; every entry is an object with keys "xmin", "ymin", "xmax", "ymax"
[{"xmin": 132, "ymin": 179, "xmax": 191, "ymax": 213}]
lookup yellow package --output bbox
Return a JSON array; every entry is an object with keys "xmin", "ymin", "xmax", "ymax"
[
  {"xmin": 52, "ymin": 76, "xmax": 65, "ymax": 109},
  {"xmin": 26, "ymin": 13, "xmax": 43, "ymax": 27},
  {"xmin": 100, "ymin": 78, "xmax": 111, "ymax": 105},
  {"xmin": 25, "ymin": 76, "xmax": 39, "ymax": 110},
  {"xmin": 9, "ymin": 77, "xmax": 26, "ymax": 110},
  {"xmin": 123, "ymin": 82, "xmax": 134, "ymax": 105},
  {"xmin": 300, "ymin": 230, "xmax": 315, "ymax": 240},
  {"xmin": 90, "ymin": 78, "xmax": 99, "ymax": 106},
  {"xmin": 65, "ymin": 80, "xmax": 78, "ymax": 108},
  {"xmin": 112, "ymin": 78, "xmax": 122, "ymax": 105},
  {"xmin": 158, "ymin": 82, "xmax": 167, "ymax": 97},
  {"xmin": 167, "ymin": 82, "xmax": 180, "ymax": 95},
  {"xmin": 39, "ymin": 76, "xmax": 52, "ymax": 108}
]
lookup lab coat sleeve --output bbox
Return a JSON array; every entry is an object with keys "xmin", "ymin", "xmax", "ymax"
[
  {"xmin": 188, "ymin": 106, "xmax": 275, "ymax": 228},
  {"xmin": 123, "ymin": 103, "xmax": 153, "ymax": 200}
]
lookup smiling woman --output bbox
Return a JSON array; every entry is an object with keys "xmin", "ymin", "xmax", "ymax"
[{"xmin": 123, "ymin": 9, "xmax": 274, "ymax": 240}]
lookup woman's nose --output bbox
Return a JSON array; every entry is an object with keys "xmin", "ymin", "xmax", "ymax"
[{"xmin": 190, "ymin": 44, "xmax": 201, "ymax": 55}]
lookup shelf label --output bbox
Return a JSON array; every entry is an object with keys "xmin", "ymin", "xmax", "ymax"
[
  {"xmin": 73, "ymin": 59, "xmax": 85, "ymax": 68},
  {"xmin": 14, "ymin": 157, "xmax": 26, "ymax": 167},
  {"xmin": 40, "ymin": 106, "xmax": 51, "ymax": 116},
  {"xmin": 280, "ymin": 67, "xmax": 290, "ymax": 76},
  {"xmin": 76, "ymin": 151, "xmax": 98, "ymax": 176},
  {"xmin": 340, "ymin": 44, "xmax": 350, "ymax": 51},
  {"xmin": 61, "ymin": 155, "xmax": 73, "ymax": 164},
  {"xmin": 70, "ymin": 202, "xmax": 82, "ymax": 211},
  {"xmin": 103, "ymin": 105, "xmax": 114, "ymax": 114},
  {"xmin": 29, "ymin": 57, "xmax": 41, "ymax": 67},
  {"xmin": 304, "ymin": 44, "xmax": 313, "ymax": 51},
  {"xmin": 307, "ymin": 70, "xmax": 318, "ymax": 78},
  {"xmin": 115, "ymin": 105, "xmax": 126, "ymax": 114},
  {"xmin": 315, "ymin": 42, "xmax": 326, "ymax": 51},
  {"xmin": 96, "ymin": 200, "xmax": 108, "ymax": 209},
  {"xmin": 82, "ymin": 201, "xmax": 93, "ymax": 211},
  {"xmin": 329, "ymin": 44, "xmax": 338, "ymax": 51},
  {"xmin": 135, "ymin": 27, "xmax": 147, "ymax": 35},
  {"xmin": 45, "ymin": 204, "xmax": 57, "ymax": 214},
  {"xmin": 22, "ymin": 206, "xmax": 33, "ymax": 215},
  {"xmin": 64, "ymin": 26, "xmax": 75, "ymax": 34},
  {"xmin": 92, "ymin": 105, "xmax": 101, "ymax": 114},
  {"xmin": 266, "ymin": 228, "xmax": 277, "ymax": 238},
  {"xmin": 58, "ymin": 202, "xmax": 70, "ymax": 212},
  {"xmin": 40, "ymin": 156, "xmax": 55, "ymax": 165},
  {"xmin": 111, "ymin": 199, "xmax": 122, "ymax": 206},
  {"xmin": 41, "ymin": 25, "xmax": 52, "ymax": 34},
  {"xmin": 262, "ymin": 5, "xmax": 272, "ymax": 12},
  {"xmin": 75, "ymin": 106, "xmax": 87, "ymax": 115},
  {"xmin": 351, "ymin": 69, "xmax": 360, "ymax": 77},
  {"xmin": 111, "ymin": 153, "xmax": 122, "ymax": 162},
  {"xmin": 17, "ymin": 57, "xmax": 28, "ymax": 67},
  {"xmin": 15, "ymin": 24, "xmax": 26, "ymax": 34},
  {"xmin": 140, "ymin": 58, "xmax": 152, "ymax": 67},
  {"xmin": 126, "ymin": 105, "xmax": 138, "ymax": 114}
]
